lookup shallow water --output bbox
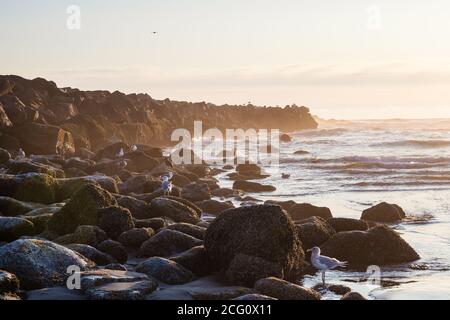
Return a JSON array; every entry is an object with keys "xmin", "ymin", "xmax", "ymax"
[{"xmin": 206, "ymin": 119, "xmax": 450, "ymax": 300}]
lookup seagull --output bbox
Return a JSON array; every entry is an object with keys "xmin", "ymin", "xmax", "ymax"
[
  {"xmin": 282, "ymin": 173, "xmax": 290, "ymax": 179},
  {"xmin": 131, "ymin": 145, "xmax": 138, "ymax": 152},
  {"xmin": 16, "ymin": 148, "xmax": 26, "ymax": 159},
  {"xmin": 117, "ymin": 148, "xmax": 125, "ymax": 158},
  {"xmin": 161, "ymin": 172, "xmax": 173, "ymax": 196},
  {"xmin": 117, "ymin": 159, "xmax": 128, "ymax": 170},
  {"xmin": 308, "ymin": 247, "xmax": 347, "ymax": 287}
]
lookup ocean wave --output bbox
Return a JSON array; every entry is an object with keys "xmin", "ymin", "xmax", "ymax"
[
  {"xmin": 315, "ymin": 162, "xmax": 444, "ymax": 170},
  {"xmin": 372, "ymin": 139, "xmax": 450, "ymax": 148},
  {"xmin": 295, "ymin": 128, "xmax": 348, "ymax": 137},
  {"xmin": 346, "ymin": 181, "xmax": 450, "ymax": 187}
]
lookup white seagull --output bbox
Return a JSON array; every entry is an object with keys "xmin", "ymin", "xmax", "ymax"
[
  {"xmin": 161, "ymin": 172, "xmax": 174, "ymax": 196},
  {"xmin": 308, "ymin": 246, "xmax": 347, "ymax": 287},
  {"xmin": 131, "ymin": 145, "xmax": 138, "ymax": 152},
  {"xmin": 117, "ymin": 148, "xmax": 125, "ymax": 158},
  {"xmin": 16, "ymin": 148, "xmax": 26, "ymax": 159}
]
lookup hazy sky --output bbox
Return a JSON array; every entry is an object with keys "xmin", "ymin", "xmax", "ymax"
[{"xmin": 1, "ymin": 0, "xmax": 450, "ymax": 119}]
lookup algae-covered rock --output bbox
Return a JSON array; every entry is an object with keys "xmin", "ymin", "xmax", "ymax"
[
  {"xmin": 13, "ymin": 173, "xmax": 58, "ymax": 205},
  {"xmin": 48, "ymin": 183, "xmax": 117, "ymax": 235}
]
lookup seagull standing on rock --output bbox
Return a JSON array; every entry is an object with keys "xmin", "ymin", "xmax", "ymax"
[
  {"xmin": 161, "ymin": 172, "xmax": 174, "ymax": 196},
  {"xmin": 16, "ymin": 148, "xmax": 26, "ymax": 159},
  {"xmin": 131, "ymin": 145, "xmax": 138, "ymax": 152},
  {"xmin": 117, "ymin": 148, "xmax": 125, "ymax": 158},
  {"xmin": 308, "ymin": 246, "xmax": 348, "ymax": 287}
]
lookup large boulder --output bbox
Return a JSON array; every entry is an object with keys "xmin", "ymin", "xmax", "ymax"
[
  {"xmin": 47, "ymin": 183, "xmax": 117, "ymax": 235},
  {"xmin": 204, "ymin": 205, "xmax": 304, "ymax": 280},
  {"xmin": 6, "ymin": 160, "xmax": 65, "ymax": 178},
  {"xmin": 254, "ymin": 277, "xmax": 320, "ymax": 300},
  {"xmin": 97, "ymin": 206, "xmax": 134, "ymax": 240},
  {"xmin": 295, "ymin": 216, "xmax": 336, "ymax": 250},
  {"xmin": 0, "ymin": 148, "xmax": 11, "ymax": 165},
  {"xmin": 361, "ymin": 202, "xmax": 406, "ymax": 223},
  {"xmin": 138, "ymin": 229, "xmax": 202, "ymax": 257},
  {"xmin": 150, "ymin": 197, "xmax": 200, "ymax": 224},
  {"xmin": 124, "ymin": 151, "xmax": 159, "ymax": 172},
  {"xmin": 0, "ymin": 239, "xmax": 92, "ymax": 289},
  {"xmin": 0, "ymin": 216, "xmax": 35, "ymax": 241},
  {"xmin": 136, "ymin": 257, "xmax": 195, "ymax": 285},
  {"xmin": 288, "ymin": 203, "xmax": 332, "ymax": 220},
  {"xmin": 55, "ymin": 225, "xmax": 108, "ymax": 247},
  {"xmin": 320, "ymin": 225, "xmax": 420, "ymax": 267}
]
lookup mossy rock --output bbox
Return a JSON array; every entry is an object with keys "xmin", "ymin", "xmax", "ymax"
[
  {"xmin": 56, "ymin": 176, "xmax": 119, "ymax": 201},
  {"xmin": 47, "ymin": 183, "xmax": 117, "ymax": 236},
  {"xmin": 13, "ymin": 173, "xmax": 58, "ymax": 205}
]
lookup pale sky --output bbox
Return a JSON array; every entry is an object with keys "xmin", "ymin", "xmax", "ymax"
[{"xmin": 1, "ymin": 0, "xmax": 450, "ymax": 119}]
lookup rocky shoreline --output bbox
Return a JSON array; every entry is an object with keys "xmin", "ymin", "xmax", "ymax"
[{"xmin": 0, "ymin": 75, "xmax": 421, "ymax": 301}]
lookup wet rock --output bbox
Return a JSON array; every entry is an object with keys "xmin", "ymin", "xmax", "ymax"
[
  {"xmin": 236, "ymin": 164, "xmax": 262, "ymax": 176},
  {"xmin": 57, "ymin": 176, "xmax": 119, "ymax": 200},
  {"xmin": 64, "ymin": 167, "xmax": 87, "ymax": 178},
  {"xmin": 320, "ymin": 225, "xmax": 420, "ymax": 267},
  {"xmin": 198, "ymin": 178, "xmax": 220, "ymax": 191},
  {"xmin": 181, "ymin": 182, "xmax": 211, "ymax": 202},
  {"xmin": 104, "ymin": 263, "xmax": 127, "ymax": 271},
  {"xmin": 86, "ymin": 280, "xmax": 158, "ymax": 300},
  {"xmin": 0, "ymin": 197, "xmax": 46, "ymax": 218},
  {"xmin": 226, "ymin": 254, "xmax": 283, "ymax": 287},
  {"xmin": 195, "ymin": 199, "xmax": 234, "ymax": 215},
  {"xmin": 341, "ymin": 292, "xmax": 366, "ymax": 300},
  {"xmin": 55, "ymin": 225, "xmax": 108, "ymax": 247},
  {"xmin": 254, "ymin": 277, "xmax": 320, "ymax": 300},
  {"xmin": 295, "ymin": 216, "xmax": 336, "ymax": 250},
  {"xmin": 138, "ymin": 229, "xmax": 202, "ymax": 257},
  {"xmin": 136, "ymin": 257, "xmax": 195, "ymax": 285},
  {"xmin": 233, "ymin": 294, "xmax": 277, "ymax": 300},
  {"xmin": 163, "ymin": 196, "xmax": 203, "ymax": 216},
  {"xmin": 117, "ymin": 195, "xmax": 151, "ymax": 219},
  {"xmin": 97, "ymin": 206, "xmax": 134, "ymax": 240},
  {"xmin": 119, "ymin": 175, "xmax": 161, "ymax": 195},
  {"xmin": 150, "ymin": 197, "xmax": 200, "ymax": 224},
  {"xmin": 0, "ymin": 173, "xmax": 57, "ymax": 205},
  {"xmin": 328, "ymin": 284, "xmax": 352, "ymax": 295},
  {"xmin": 0, "ymin": 148, "xmax": 10, "ymax": 165},
  {"xmin": 97, "ymin": 240, "xmax": 128, "ymax": 264},
  {"xmin": 211, "ymin": 188, "xmax": 239, "ymax": 198},
  {"xmin": 66, "ymin": 244, "xmax": 115, "ymax": 265},
  {"xmin": 118, "ymin": 228, "xmax": 154, "ymax": 247},
  {"xmin": 170, "ymin": 246, "xmax": 212, "ymax": 276},
  {"xmin": 294, "ymin": 150, "xmax": 309, "ymax": 155},
  {"xmin": 288, "ymin": 203, "xmax": 332, "ymax": 220},
  {"xmin": 48, "ymin": 183, "xmax": 117, "ymax": 236},
  {"xmin": 165, "ymin": 223, "xmax": 206, "ymax": 240},
  {"xmin": 328, "ymin": 217, "xmax": 369, "ymax": 232},
  {"xmin": 204, "ymin": 205, "xmax": 304, "ymax": 280},
  {"xmin": 124, "ymin": 151, "xmax": 159, "ymax": 173},
  {"xmin": 0, "ymin": 216, "xmax": 35, "ymax": 241},
  {"xmin": 171, "ymin": 173, "xmax": 192, "ymax": 187},
  {"xmin": 280, "ymin": 133, "xmax": 292, "ymax": 142},
  {"xmin": 361, "ymin": 202, "xmax": 406, "ymax": 223},
  {"xmin": 0, "ymin": 270, "xmax": 20, "ymax": 294},
  {"xmin": 23, "ymin": 213, "xmax": 52, "ymax": 234},
  {"xmin": 6, "ymin": 159, "xmax": 65, "ymax": 178},
  {"xmin": 0, "ymin": 239, "xmax": 91, "ymax": 289},
  {"xmin": 232, "ymin": 180, "xmax": 276, "ymax": 192},
  {"xmin": 79, "ymin": 269, "xmax": 150, "ymax": 291},
  {"xmin": 134, "ymin": 217, "xmax": 167, "ymax": 230},
  {"xmin": 25, "ymin": 286, "xmax": 87, "ymax": 300}
]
